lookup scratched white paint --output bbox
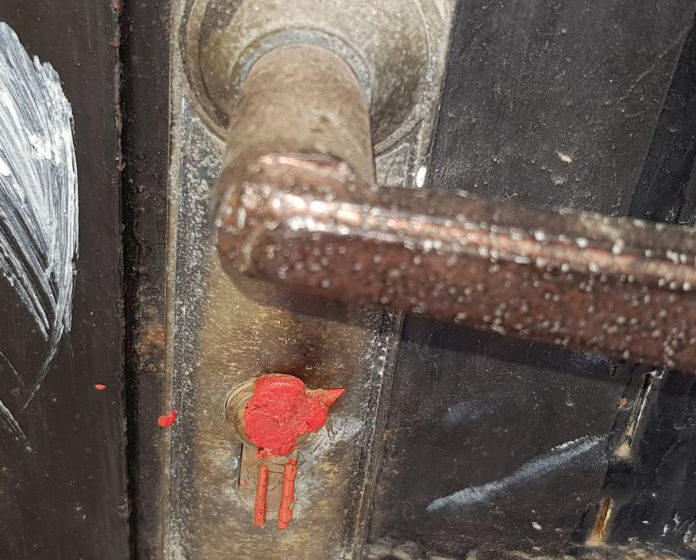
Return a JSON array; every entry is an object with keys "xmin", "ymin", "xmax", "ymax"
[
  {"xmin": 427, "ymin": 435, "xmax": 605, "ymax": 512},
  {"xmin": 661, "ymin": 511, "xmax": 696, "ymax": 547},
  {"xmin": 0, "ymin": 23, "xmax": 78, "ymax": 434},
  {"xmin": 0, "ymin": 397, "xmax": 27, "ymax": 443}
]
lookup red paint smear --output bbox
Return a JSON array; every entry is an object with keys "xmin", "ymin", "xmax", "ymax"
[
  {"xmin": 307, "ymin": 388, "xmax": 344, "ymax": 409},
  {"xmin": 278, "ymin": 459, "xmax": 298, "ymax": 529},
  {"xmin": 243, "ymin": 375, "xmax": 344, "ymax": 457},
  {"xmin": 157, "ymin": 410, "xmax": 177, "ymax": 429},
  {"xmin": 94, "ymin": 384, "xmax": 107, "ymax": 391},
  {"xmin": 254, "ymin": 464, "xmax": 269, "ymax": 528}
]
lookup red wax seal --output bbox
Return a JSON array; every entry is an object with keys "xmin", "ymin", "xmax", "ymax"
[{"xmin": 243, "ymin": 375, "xmax": 344, "ymax": 457}]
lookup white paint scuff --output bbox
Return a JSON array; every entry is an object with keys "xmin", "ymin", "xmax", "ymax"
[
  {"xmin": 0, "ymin": 398, "xmax": 27, "ymax": 442},
  {"xmin": 0, "ymin": 22, "xmax": 78, "ymax": 430},
  {"xmin": 426, "ymin": 435, "xmax": 605, "ymax": 513}
]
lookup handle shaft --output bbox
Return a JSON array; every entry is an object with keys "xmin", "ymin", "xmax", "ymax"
[{"xmin": 215, "ymin": 46, "xmax": 696, "ymax": 371}]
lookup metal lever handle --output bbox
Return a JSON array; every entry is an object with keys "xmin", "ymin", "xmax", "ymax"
[{"xmin": 215, "ymin": 45, "xmax": 696, "ymax": 371}]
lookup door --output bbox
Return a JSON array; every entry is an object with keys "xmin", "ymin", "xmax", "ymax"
[{"xmin": 2, "ymin": 1, "xmax": 696, "ymax": 559}]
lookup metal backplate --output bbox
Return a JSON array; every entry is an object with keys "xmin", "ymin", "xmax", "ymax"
[
  {"xmin": 180, "ymin": 0, "xmax": 453, "ymax": 160},
  {"xmin": 164, "ymin": 1, "xmax": 455, "ymax": 558}
]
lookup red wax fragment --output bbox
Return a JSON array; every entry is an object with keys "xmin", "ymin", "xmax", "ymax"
[
  {"xmin": 94, "ymin": 384, "xmax": 107, "ymax": 391},
  {"xmin": 158, "ymin": 410, "xmax": 177, "ymax": 429},
  {"xmin": 244, "ymin": 375, "xmax": 344, "ymax": 457},
  {"xmin": 278, "ymin": 459, "xmax": 299, "ymax": 529},
  {"xmin": 254, "ymin": 464, "xmax": 269, "ymax": 528},
  {"xmin": 307, "ymin": 388, "xmax": 345, "ymax": 409}
]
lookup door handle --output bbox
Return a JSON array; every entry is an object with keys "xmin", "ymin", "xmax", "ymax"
[{"xmin": 213, "ymin": 45, "xmax": 696, "ymax": 372}]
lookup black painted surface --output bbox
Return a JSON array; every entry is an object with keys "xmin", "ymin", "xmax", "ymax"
[
  {"xmin": 367, "ymin": 0, "xmax": 696, "ymax": 557},
  {"xmin": 628, "ymin": 16, "xmax": 696, "ymax": 225},
  {"xmin": 370, "ymin": 324, "xmax": 629, "ymax": 556},
  {"xmin": 120, "ymin": 1, "xmax": 171, "ymax": 558},
  {"xmin": 429, "ymin": 1, "xmax": 693, "ymax": 214},
  {"xmin": 602, "ymin": 15, "xmax": 696, "ymax": 555},
  {"xmin": 0, "ymin": 2, "xmax": 130, "ymax": 559},
  {"xmin": 605, "ymin": 370, "xmax": 696, "ymax": 553}
]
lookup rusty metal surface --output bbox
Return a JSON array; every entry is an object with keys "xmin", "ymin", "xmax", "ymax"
[
  {"xmin": 216, "ymin": 152, "xmax": 696, "ymax": 371},
  {"xmin": 181, "ymin": 0, "xmax": 453, "ymax": 155},
  {"xmin": 163, "ymin": 103, "xmax": 399, "ymax": 559},
  {"xmin": 221, "ymin": 45, "xmax": 375, "ymax": 182},
  {"xmin": 162, "ymin": 45, "xmax": 397, "ymax": 558}
]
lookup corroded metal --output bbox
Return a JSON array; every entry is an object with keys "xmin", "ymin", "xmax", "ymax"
[
  {"xmin": 165, "ymin": 34, "xmax": 418, "ymax": 557},
  {"xmin": 216, "ymin": 151, "xmax": 696, "ymax": 371},
  {"xmin": 220, "ymin": 44, "xmax": 374, "ymax": 183},
  {"xmin": 181, "ymin": 0, "xmax": 452, "ymax": 154},
  {"xmin": 214, "ymin": 36, "xmax": 696, "ymax": 373}
]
